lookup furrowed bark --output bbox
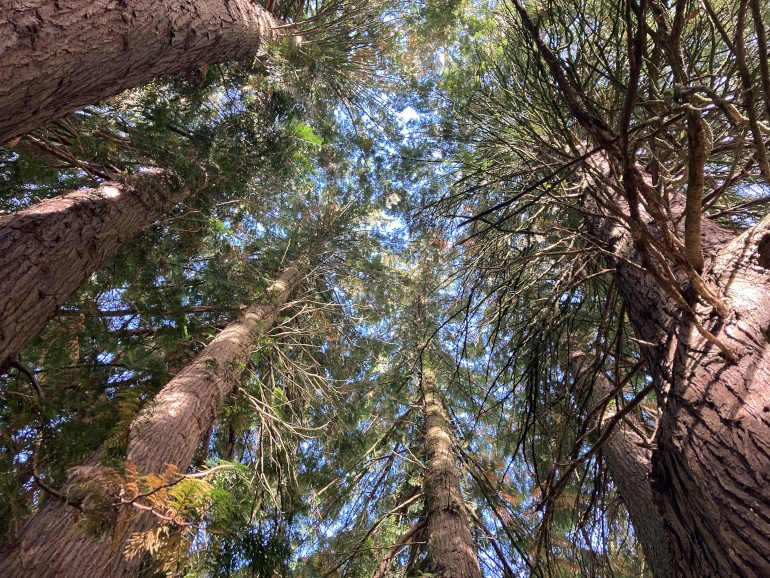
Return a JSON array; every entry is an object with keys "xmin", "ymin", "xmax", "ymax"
[
  {"xmin": 507, "ymin": 4, "xmax": 770, "ymax": 568},
  {"xmin": 568, "ymin": 352, "xmax": 672, "ymax": 578},
  {"xmin": 422, "ymin": 365, "xmax": 483, "ymax": 578},
  {"xmin": 0, "ymin": 266, "xmax": 301, "ymax": 578},
  {"xmin": 0, "ymin": 169, "xmax": 185, "ymax": 372},
  {"xmin": 0, "ymin": 0, "xmax": 287, "ymax": 144},
  {"xmin": 589, "ymin": 182, "xmax": 770, "ymax": 576}
]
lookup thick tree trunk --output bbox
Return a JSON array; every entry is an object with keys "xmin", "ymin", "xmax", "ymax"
[
  {"xmin": 0, "ymin": 0, "xmax": 286, "ymax": 144},
  {"xmin": 593, "ymin": 193, "xmax": 770, "ymax": 576},
  {"xmin": 568, "ymin": 352, "xmax": 672, "ymax": 578},
  {"xmin": 0, "ymin": 169, "xmax": 185, "ymax": 372},
  {"xmin": 505, "ymin": 4, "xmax": 770, "ymax": 570},
  {"xmin": 422, "ymin": 365, "xmax": 483, "ymax": 578},
  {"xmin": 0, "ymin": 266, "xmax": 301, "ymax": 578}
]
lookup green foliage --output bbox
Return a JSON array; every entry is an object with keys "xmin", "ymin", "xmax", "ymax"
[{"xmin": 6, "ymin": 0, "xmax": 761, "ymax": 574}]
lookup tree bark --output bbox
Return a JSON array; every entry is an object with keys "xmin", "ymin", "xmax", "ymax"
[
  {"xmin": 422, "ymin": 365, "xmax": 483, "ymax": 578},
  {"xmin": 591, "ymin": 190, "xmax": 770, "ymax": 576},
  {"xmin": 0, "ymin": 0, "xmax": 286, "ymax": 144},
  {"xmin": 568, "ymin": 352, "xmax": 672, "ymax": 578},
  {"xmin": 0, "ymin": 169, "xmax": 186, "ymax": 372},
  {"xmin": 0, "ymin": 265, "xmax": 301, "ymax": 578},
  {"xmin": 489, "ymin": 4, "xmax": 770, "ymax": 571}
]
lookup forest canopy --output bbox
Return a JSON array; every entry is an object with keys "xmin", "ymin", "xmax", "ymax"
[{"xmin": 1, "ymin": 0, "xmax": 770, "ymax": 576}]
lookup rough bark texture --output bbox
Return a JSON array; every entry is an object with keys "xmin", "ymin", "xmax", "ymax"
[
  {"xmin": 0, "ymin": 0, "xmax": 286, "ymax": 144},
  {"xmin": 0, "ymin": 266, "xmax": 301, "ymax": 578},
  {"xmin": 568, "ymin": 352, "xmax": 672, "ymax": 578},
  {"xmin": 0, "ymin": 169, "xmax": 185, "ymax": 371},
  {"xmin": 591, "ymin": 189, "xmax": 770, "ymax": 576},
  {"xmin": 422, "ymin": 366, "xmax": 483, "ymax": 578}
]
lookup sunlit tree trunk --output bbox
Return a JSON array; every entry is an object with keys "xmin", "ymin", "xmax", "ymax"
[
  {"xmin": 568, "ymin": 352, "xmax": 672, "ymax": 578},
  {"xmin": 0, "ymin": 0, "xmax": 286, "ymax": 144},
  {"xmin": 422, "ymin": 364, "xmax": 483, "ymax": 578},
  {"xmin": 0, "ymin": 266, "xmax": 301, "ymax": 578},
  {"xmin": 0, "ymin": 169, "xmax": 185, "ymax": 372}
]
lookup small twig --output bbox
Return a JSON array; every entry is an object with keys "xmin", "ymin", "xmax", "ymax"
[
  {"xmin": 30, "ymin": 433, "xmax": 82, "ymax": 511},
  {"xmin": 707, "ymin": 194, "xmax": 770, "ymax": 219},
  {"xmin": 371, "ymin": 521, "xmax": 426, "ymax": 578},
  {"xmin": 10, "ymin": 360, "xmax": 45, "ymax": 400},
  {"xmin": 123, "ymin": 463, "xmax": 235, "ymax": 504},
  {"xmin": 467, "ymin": 506, "xmax": 517, "ymax": 577},
  {"xmin": 539, "ymin": 381, "xmax": 656, "ymax": 510},
  {"xmin": 121, "ymin": 499, "xmax": 223, "ymax": 534}
]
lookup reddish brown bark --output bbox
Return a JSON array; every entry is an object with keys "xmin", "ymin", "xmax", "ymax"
[
  {"xmin": 0, "ymin": 169, "xmax": 185, "ymax": 372},
  {"xmin": 568, "ymin": 352, "xmax": 672, "ymax": 578},
  {"xmin": 422, "ymin": 365, "xmax": 483, "ymax": 578},
  {"xmin": 0, "ymin": 0, "xmax": 286, "ymax": 144},
  {"xmin": 0, "ymin": 266, "xmax": 301, "ymax": 577}
]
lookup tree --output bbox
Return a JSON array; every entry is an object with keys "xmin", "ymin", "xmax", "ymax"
[
  {"xmin": 0, "ymin": 48, "xmax": 396, "ymax": 567},
  {"xmin": 4, "ymin": 0, "xmax": 736, "ymax": 572},
  {"xmin": 0, "ymin": 27, "xmax": 349, "ymax": 369},
  {"xmin": 0, "ymin": 265, "xmax": 302, "ymax": 577},
  {"xmin": 421, "ymin": 363, "xmax": 483, "ymax": 578},
  {"xmin": 0, "ymin": 0, "xmax": 287, "ymax": 144},
  {"xmin": 427, "ymin": 0, "xmax": 770, "ymax": 574},
  {"xmin": 0, "ymin": 169, "xmax": 185, "ymax": 371},
  {"xmin": 568, "ymin": 351, "xmax": 671, "ymax": 578}
]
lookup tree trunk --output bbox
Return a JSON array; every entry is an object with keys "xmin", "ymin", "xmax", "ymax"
[
  {"xmin": 0, "ymin": 266, "xmax": 301, "ymax": 578},
  {"xmin": 0, "ymin": 169, "xmax": 185, "ymax": 372},
  {"xmin": 0, "ymin": 170, "xmax": 187, "ymax": 370},
  {"xmin": 0, "ymin": 0, "xmax": 286, "ymax": 144},
  {"xmin": 568, "ymin": 352, "xmax": 672, "ymax": 578},
  {"xmin": 593, "ymin": 193, "xmax": 770, "ymax": 576},
  {"xmin": 422, "ymin": 365, "xmax": 483, "ymax": 578}
]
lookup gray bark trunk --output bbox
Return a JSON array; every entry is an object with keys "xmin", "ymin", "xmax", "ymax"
[
  {"xmin": 591, "ymin": 188, "xmax": 770, "ymax": 576},
  {"xmin": 0, "ymin": 0, "xmax": 285, "ymax": 144},
  {"xmin": 0, "ymin": 169, "xmax": 185, "ymax": 372},
  {"xmin": 568, "ymin": 352, "xmax": 672, "ymax": 578},
  {"xmin": 0, "ymin": 266, "xmax": 301, "ymax": 578},
  {"xmin": 422, "ymin": 365, "xmax": 483, "ymax": 578}
]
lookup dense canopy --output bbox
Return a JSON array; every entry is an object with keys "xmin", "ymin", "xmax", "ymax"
[{"xmin": 1, "ymin": 0, "xmax": 770, "ymax": 576}]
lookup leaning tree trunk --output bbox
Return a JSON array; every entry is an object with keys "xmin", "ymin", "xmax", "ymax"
[
  {"xmin": 0, "ymin": 266, "xmax": 302, "ymax": 578},
  {"xmin": 568, "ymin": 352, "xmax": 672, "ymax": 578},
  {"xmin": 422, "ymin": 365, "xmax": 483, "ymax": 578},
  {"xmin": 591, "ymin": 192, "xmax": 770, "ymax": 576},
  {"xmin": 0, "ymin": 169, "xmax": 185, "ymax": 372},
  {"xmin": 0, "ymin": 0, "xmax": 287, "ymax": 144}
]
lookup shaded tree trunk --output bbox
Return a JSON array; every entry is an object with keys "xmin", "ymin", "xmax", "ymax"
[
  {"xmin": 422, "ymin": 365, "xmax": 483, "ymax": 578},
  {"xmin": 0, "ymin": 265, "xmax": 301, "ymax": 578},
  {"xmin": 0, "ymin": 169, "xmax": 185, "ymax": 372},
  {"xmin": 568, "ymin": 351, "xmax": 672, "ymax": 578},
  {"xmin": 492, "ymin": 4, "xmax": 770, "ymax": 571},
  {"xmin": 0, "ymin": 0, "xmax": 286, "ymax": 144},
  {"xmin": 591, "ymin": 191, "xmax": 770, "ymax": 576}
]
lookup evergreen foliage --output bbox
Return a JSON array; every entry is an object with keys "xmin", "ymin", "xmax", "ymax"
[{"xmin": 1, "ymin": 0, "xmax": 770, "ymax": 576}]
